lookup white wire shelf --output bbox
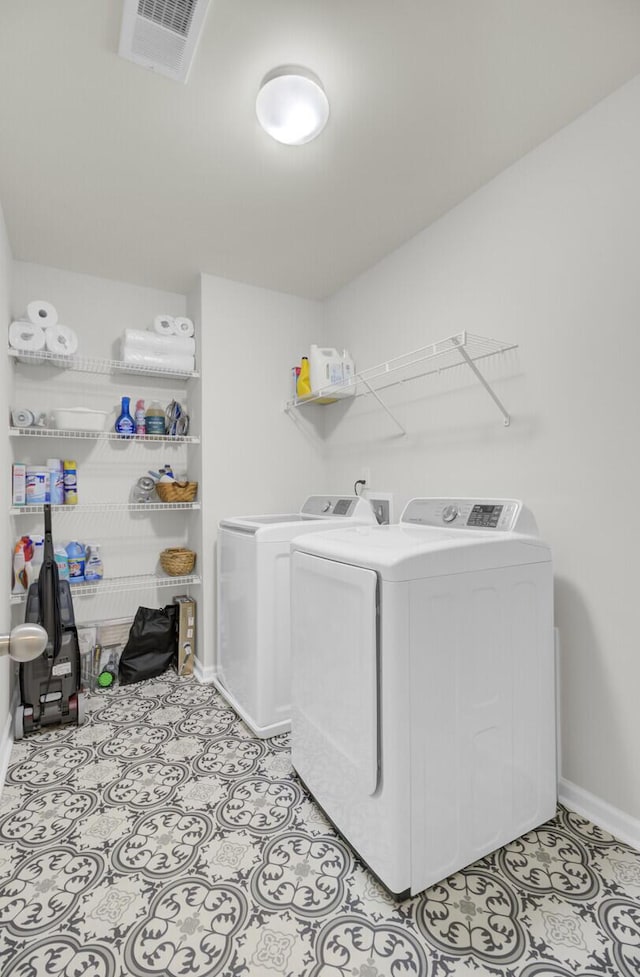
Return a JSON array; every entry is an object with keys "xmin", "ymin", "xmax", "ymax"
[
  {"xmin": 9, "ymin": 427, "xmax": 199, "ymax": 444},
  {"xmin": 10, "ymin": 572, "xmax": 201, "ymax": 604},
  {"xmin": 284, "ymin": 331, "xmax": 518, "ymax": 434},
  {"xmin": 8, "ymin": 347, "xmax": 199, "ymax": 379},
  {"xmin": 10, "ymin": 502, "xmax": 201, "ymax": 515}
]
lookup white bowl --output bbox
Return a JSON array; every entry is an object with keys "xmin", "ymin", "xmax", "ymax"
[{"xmin": 50, "ymin": 407, "xmax": 110, "ymax": 432}]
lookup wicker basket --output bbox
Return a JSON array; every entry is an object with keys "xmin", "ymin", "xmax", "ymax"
[
  {"xmin": 155, "ymin": 481, "xmax": 198, "ymax": 503},
  {"xmin": 160, "ymin": 548, "xmax": 196, "ymax": 576}
]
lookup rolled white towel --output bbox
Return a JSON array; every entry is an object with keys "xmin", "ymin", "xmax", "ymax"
[
  {"xmin": 151, "ymin": 315, "xmax": 175, "ymax": 336},
  {"xmin": 44, "ymin": 324, "xmax": 79, "ymax": 356},
  {"xmin": 121, "ymin": 345, "xmax": 195, "ymax": 373},
  {"xmin": 25, "ymin": 300, "xmax": 58, "ymax": 328},
  {"xmin": 123, "ymin": 328, "xmax": 195, "ymax": 356},
  {"xmin": 173, "ymin": 316, "xmax": 195, "ymax": 338},
  {"xmin": 8, "ymin": 320, "xmax": 46, "ymax": 352}
]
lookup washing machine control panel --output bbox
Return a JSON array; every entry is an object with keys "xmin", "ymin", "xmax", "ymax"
[
  {"xmin": 402, "ymin": 498, "xmax": 525, "ymax": 532},
  {"xmin": 467, "ymin": 503, "xmax": 504, "ymax": 528},
  {"xmin": 442, "ymin": 504, "xmax": 459, "ymax": 523},
  {"xmin": 301, "ymin": 496, "xmax": 376, "ymax": 521}
]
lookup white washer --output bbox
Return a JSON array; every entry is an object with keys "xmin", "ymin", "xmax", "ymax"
[
  {"xmin": 216, "ymin": 495, "xmax": 376, "ymax": 738},
  {"xmin": 290, "ymin": 497, "xmax": 556, "ymax": 897}
]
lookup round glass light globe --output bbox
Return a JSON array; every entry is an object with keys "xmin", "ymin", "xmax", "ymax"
[{"xmin": 256, "ymin": 68, "xmax": 329, "ymax": 145}]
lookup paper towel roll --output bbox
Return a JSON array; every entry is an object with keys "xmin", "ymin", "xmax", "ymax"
[
  {"xmin": 151, "ymin": 315, "xmax": 175, "ymax": 336},
  {"xmin": 123, "ymin": 328, "xmax": 196, "ymax": 356},
  {"xmin": 11, "ymin": 408, "xmax": 35, "ymax": 427},
  {"xmin": 172, "ymin": 316, "xmax": 195, "ymax": 338},
  {"xmin": 121, "ymin": 345, "xmax": 195, "ymax": 373},
  {"xmin": 8, "ymin": 320, "xmax": 46, "ymax": 352},
  {"xmin": 26, "ymin": 300, "xmax": 58, "ymax": 328},
  {"xmin": 44, "ymin": 324, "xmax": 79, "ymax": 356}
]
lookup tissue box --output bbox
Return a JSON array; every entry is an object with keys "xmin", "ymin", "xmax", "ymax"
[{"xmin": 173, "ymin": 595, "xmax": 196, "ymax": 677}]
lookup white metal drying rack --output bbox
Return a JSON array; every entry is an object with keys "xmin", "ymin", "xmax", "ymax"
[
  {"xmin": 11, "ymin": 502, "xmax": 201, "ymax": 515},
  {"xmin": 9, "ymin": 427, "xmax": 199, "ymax": 444},
  {"xmin": 8, "ymin": 346, "xmax": 199, "ymax": 379},
  {"xmin": 10, "ymin": 571, "xmax": 201, "ymax": 605},
  {"xmin": 285, "ymin": 331, "xmax": 518, "ymax": 435}
]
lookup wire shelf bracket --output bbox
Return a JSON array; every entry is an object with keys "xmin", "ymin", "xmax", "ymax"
[{"xmin": 284, "ymin": 331, "xmax": 517, "ymax": 433}]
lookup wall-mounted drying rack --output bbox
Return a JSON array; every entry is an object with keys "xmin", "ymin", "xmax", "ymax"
[{"xmin": 284, "ymin": 331, "xmax": 518, "ymax": 435}]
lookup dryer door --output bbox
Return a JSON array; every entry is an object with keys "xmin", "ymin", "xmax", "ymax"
[{"xmin": 291, "ymin": 551, "xmax": 379, "ymax": 797}]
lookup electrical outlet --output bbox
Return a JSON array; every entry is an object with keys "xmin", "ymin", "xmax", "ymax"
[
  {"xmin": 366, "ymin": 491, "xmax": 394, "ymax": 524},
  {"xmin": 371, "ymin": 499, "xmax": 390, "ymax": 524}
]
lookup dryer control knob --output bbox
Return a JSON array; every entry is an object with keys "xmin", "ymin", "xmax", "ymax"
[
  {"xmin": 321, "ymin": 501, "xmax": 331, "ymax": 513},
  {"xmin": 442, "ymin": 504, "xmax": 459, "ymax": 523}
]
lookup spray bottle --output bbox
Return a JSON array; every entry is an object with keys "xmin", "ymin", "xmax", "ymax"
[{"xmin": 135, "ymin": 399, "xmax": 146, "ymax": 435}]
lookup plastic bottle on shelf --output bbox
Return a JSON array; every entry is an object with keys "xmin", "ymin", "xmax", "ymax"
[
  {"xmin": 291, "ymin": 366, "xmax": 301, "ymax": 399},
  {"xmin": 115, "ymin": 396, "xmax": 135, "ymax": 436},
  {"xmin": 30, "ymin": 535, "xmax": 44, "ymax": 581},
  {"xmin": 65, "ymin": 541, "xmax": 85, "ymax": 583},
  {"xmin": 63, "ymin": 461, "xmax": 78, "ymax": 505},
  {"xmin": 54, "ymin": 546, "xmax": 70, "ymax": 580},
  {"xmin": 12, "ymin": 539, "xmax": 29, "ymax": 593},
  {"xmin": 47, "ymin": 459, "xmax": 65, "ymax": 505},
  {"xmin": 135, "ymin": 399, "xmax": 146, "ymax": 435},
  {"xmin": 85, "ymin": 544, "xmax": 104, "ymax": 582},
  {"xmin": 296, "ymin": 356, "xmax": 311, "ymax": 398},
  {"xmin": 341, "ymin": 349, "xmax": 355, "ymax": 387},
  {"xmin": 145, "ymin": 401, "xmax": 165, "ymax": 436}
]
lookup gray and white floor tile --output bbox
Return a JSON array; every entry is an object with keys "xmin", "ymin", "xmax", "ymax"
[{"xmin": 1, "ymin": 670, "xmax": 639, "ymax": 977}]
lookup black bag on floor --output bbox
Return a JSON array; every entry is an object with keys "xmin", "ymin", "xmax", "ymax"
[{"xmin": 119, "ymin": 605, "xmax": 177, "ymax": 686}]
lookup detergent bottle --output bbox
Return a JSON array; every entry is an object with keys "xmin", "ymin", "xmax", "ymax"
[
  {"xmin": 54, "ymin": 546, "xmax": 70, "ymax": 580},
  {"xmin": 296, "ymin": 356, "xmax": 311, "ymax": 398},
  {"xmin": 85, "ymin": 544, "xmax": 104, "ymax": 582},
  {"xmin": 115, "ymin": 396, "xmax": 135, "ymax": 436},
  {"xmin": 66, "ymin": 541, "xmax": 85, "ymax": 583},
  {"xmin": 145, "ymin": 402, "xmax": 165, "ymax": 436}
]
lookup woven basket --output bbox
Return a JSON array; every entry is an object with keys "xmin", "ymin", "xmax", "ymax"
[
  {"xmin": 155, "ymin": 481, "xmax": 198, "ymax": 503},
  {"xmin": 160, "ymin": 548, "xmax": 196, "ymax": 576}
]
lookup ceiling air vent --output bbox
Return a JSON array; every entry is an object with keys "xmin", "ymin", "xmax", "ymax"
[{"xmin": 119, "ymin": 0, "xmax": 212, "ymax": 84}]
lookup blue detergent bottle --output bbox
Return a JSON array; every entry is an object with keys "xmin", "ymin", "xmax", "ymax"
[
  {"xmin": 115, "ymin": 396, "xmax": 135, "ymax": 436},
  {"xmin": 66, "ymin": 541, "xmax": 85, "ymax": 583}
]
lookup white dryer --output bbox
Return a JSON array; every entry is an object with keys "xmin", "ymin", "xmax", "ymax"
[
  {"xmin": 290, "ymin": 497, "xmax": 556, "ymax": 897},
  {"xmin": 216, "ymin": 495, "xmax": 376, "ymax": 738}
]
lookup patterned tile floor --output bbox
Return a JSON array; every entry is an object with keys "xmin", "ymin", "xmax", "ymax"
[{"xmin": 0, "ymin": 671, "xmax": 639, "ymax": 977}]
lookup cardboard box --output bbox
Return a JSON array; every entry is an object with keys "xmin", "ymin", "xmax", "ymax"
[{"xmin": 173, "ymin": 595, "xmax": 196, "ymax": 677}]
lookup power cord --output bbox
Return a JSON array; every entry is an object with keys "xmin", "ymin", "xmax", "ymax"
[{"xmin": 354, "ymin": 479, "xmax": 366, "ymax": 496}]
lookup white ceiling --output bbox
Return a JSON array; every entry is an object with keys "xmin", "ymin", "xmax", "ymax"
[{"xmin": 1, "ymin": 1, "xmax": 640, "ymax": 300}]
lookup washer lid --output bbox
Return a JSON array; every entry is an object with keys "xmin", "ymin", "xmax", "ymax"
[
  {"xmin": 219, "ymin": 495, "xmax": 376, "ymax": 539},
  {"xmin": 291, "ymin": 523, "xmax": 551, "ymax": 580}
]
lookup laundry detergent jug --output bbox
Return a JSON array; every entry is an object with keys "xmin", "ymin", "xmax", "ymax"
[{"xmin": 309, "ymin": 346, "xmax": 356, "ymax": 402}]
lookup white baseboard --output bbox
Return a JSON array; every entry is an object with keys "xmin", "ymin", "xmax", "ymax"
[
  {"xmin": 0, "ymin": 711, "xmax": 12, "ymax": 797},
  {"xmin": 559, "ymin": 777, "xmax": 640, "ymax": 852},
  {"xmin": 193, "ymin": 658, "xmax": 216, "ymax": 684},
  {"xmin": 0, "ymin": 688, "xmax": 19, "ymax": 798}
]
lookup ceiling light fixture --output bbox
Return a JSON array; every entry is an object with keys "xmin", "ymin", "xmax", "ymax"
[{"xmin": 256, "ymin": 66, "xmax": 329, "ymax": 146}]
